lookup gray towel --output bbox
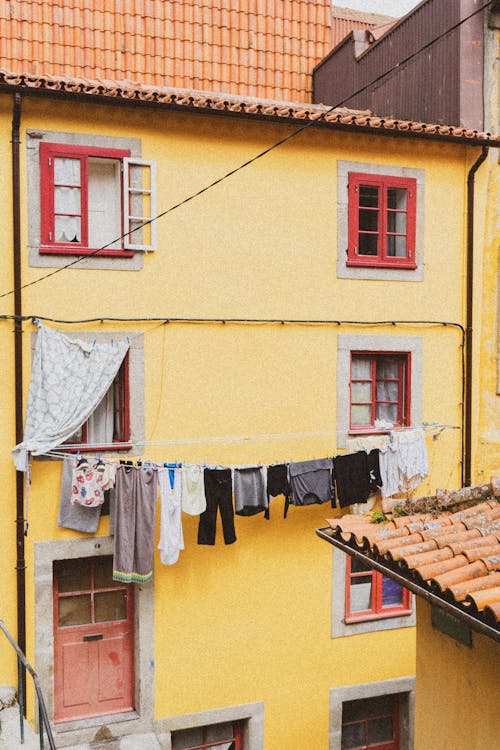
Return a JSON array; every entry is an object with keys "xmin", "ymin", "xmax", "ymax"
[{"xmin": 57, "ymin": 455, "xmax": 102, "ymax": 533}]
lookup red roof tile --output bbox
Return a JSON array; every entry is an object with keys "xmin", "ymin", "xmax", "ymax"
[{"xmin": 319, "ymin": 485, "xmax": 500, "ymax": 641}]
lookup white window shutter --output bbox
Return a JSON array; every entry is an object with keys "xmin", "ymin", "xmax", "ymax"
[{"xmin": 123, "ymin": 158, "xmax": 156, "ymax": 251}]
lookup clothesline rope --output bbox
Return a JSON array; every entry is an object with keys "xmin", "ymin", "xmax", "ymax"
[{"xmin": 38, "ymin": 423, "xmax": 458, "ymax": 456}]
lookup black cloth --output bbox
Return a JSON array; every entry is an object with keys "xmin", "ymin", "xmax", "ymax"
[
  {"xmin": 266, "ymin": 463, "xmax": 292, "ymax": 518},
  {"xmin": 198, "ymin": 468, "xmax": 236, "ymax": 545},
  {"xmin": 334, "ymin": 451, "xmax": 373, "ymax": 508}
]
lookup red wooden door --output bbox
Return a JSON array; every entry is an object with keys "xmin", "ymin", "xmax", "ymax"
[{"xmin": 53, "ymin": 556, "xmax": 134, "ymax": 723}]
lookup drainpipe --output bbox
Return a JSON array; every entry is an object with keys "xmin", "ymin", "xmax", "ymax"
[
  {"xmin": 12, "ymin": 91, "xmax": 26, "ymax": 707},
  {"xmin": 464, "ymin": 146, "xmax": 489, "ymax": 487}
]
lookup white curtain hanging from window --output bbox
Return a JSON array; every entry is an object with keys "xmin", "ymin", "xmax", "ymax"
[{"xmin": 12, "ymin": 323, "xmax": 129, "ymax": 471}]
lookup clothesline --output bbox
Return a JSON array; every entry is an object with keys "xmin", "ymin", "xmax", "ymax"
[{"xmin": 40, "ymin": 422, "xmax": 458, "ymax": 455}]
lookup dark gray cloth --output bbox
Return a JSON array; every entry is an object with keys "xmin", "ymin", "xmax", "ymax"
[
  {"xmin": 113, "ymin": 465, "xmax": 158, "ymax": 583},
  {"xmin": 289, "ymin": 458, "xmax": 334, "ymax": 506},
  {"xmin": 233, "ymin": 466, "xmax": 268, "ymax": 516},
  {"xmin": 57, "ymin": 455, "xmax": 102, "ymax": 533}
]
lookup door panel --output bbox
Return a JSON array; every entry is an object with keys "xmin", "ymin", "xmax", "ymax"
[{"xmin": 54, "ymin": 556, "xmax": 134, "ymax": 722}]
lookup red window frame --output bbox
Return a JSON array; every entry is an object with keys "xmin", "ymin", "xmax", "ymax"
[
  {"xmin": 63, "ymin": 354, "xmax": 131, "ymax": 451},
  {"xmin": 341, "ymin": 694, "xmax": 400, "ymax": 750},
  {"xmin": 40, "ymin": 142, "xmax": 134, "ymax": 257},
  {"xmin": 172, "ymin": 721, "xmax": 243, "ymax": 750},
  {"xmin": 347, "ymin": 172, "xmax": 417, "ymax": 269},
  {"xmin": 349, "ymin": 352, "xmax": 410, "ymax": 434},
  {"xmin": 345, "ymin": 557, "xmax": 411, "ymax": 623}
]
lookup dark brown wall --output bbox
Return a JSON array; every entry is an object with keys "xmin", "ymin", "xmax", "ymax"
[{"xmin": 313, "ymin": 0, "xmax": 485, "ymax": 130}]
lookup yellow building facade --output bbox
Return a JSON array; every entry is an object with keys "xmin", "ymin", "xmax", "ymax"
[{"xmin": 0, "ymin": 81, "xmax": 496, "ymax": 749}]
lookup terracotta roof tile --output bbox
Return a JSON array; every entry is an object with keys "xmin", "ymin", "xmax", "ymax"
[{"xmin": 320, "ymin": 485, "xmax": 500, "ymax": 638}]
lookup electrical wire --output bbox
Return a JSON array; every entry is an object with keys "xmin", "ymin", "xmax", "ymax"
[{"xmin": 0, "ymin": 0, "xmax": 495, "ymax": 302}]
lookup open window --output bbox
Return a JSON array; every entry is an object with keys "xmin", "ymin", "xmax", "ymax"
[
  {"xmin": 40, "ymin": 142, "xmax": 155, "ymax": 256},
  {"xmin": 347, "ymin": 173, "xmax": 416, "ymax": 269},
  {"xmin": 172, "ymin": 721, "xmax": 244, "ymax": 749}
]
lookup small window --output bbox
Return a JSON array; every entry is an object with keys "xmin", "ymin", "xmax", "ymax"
[
  {"xmin": 347, "ymin": 173, "xmax": 416, "ymax": 268},
  {"xmin": 345, "ymin": 557, "xmax": 411, "ymax": 623},
  {"xmin": 350, "ymin": 352, "xmax": 410, "ymax": 432},
  {"xmin": 342, "ymin": 693, "xmax": 400, "ymax": 750},
  {"xmin": 172, "ymin": 720, "xmax": 243, "ymax": 750},
  {"xmin": 64, "ymin": 354, "xmax": 130, "ymax": 450},
  {"xmin": 40, "ymin": 142, "xmax": 155, "ymax": 256}
]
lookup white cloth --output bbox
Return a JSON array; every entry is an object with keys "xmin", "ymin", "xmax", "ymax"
[
  {"xmin": 378, "ymin": 441, "xmax": 402, "ymax": 498},
  {"xmin": 394, "ymin": 429, "xmax": 429, "ymax": 492},
  {"xmin": 158, "ymin": 467, "xmax": 184, "ymax": 566},
  {"xmin": 12, "ymin": 323, "xmax": 129, "ymax": 471},
  {"xmin": 181, "ymin": 464, "xmax": 207, "ymax": 515}
]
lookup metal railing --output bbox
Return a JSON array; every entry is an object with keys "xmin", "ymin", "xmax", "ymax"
[{"xmin": 0, "ymin": 620, "xmax": 56, "ymax": 750}]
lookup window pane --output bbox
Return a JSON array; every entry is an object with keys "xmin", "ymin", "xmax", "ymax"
[
  {"xmin": 54, "ymin": 157, "xmax": 80, "ymax": 186},
  {"xmin": 387, "ymin": 211, "xmax": 407, "ymax": 234},
  {"xmin": 387, "ymin": 187, "xmax": 407, "ymax": 210},
  {"xmin": 95, "ymin": 591, "xmax": 127, "ymax": 623},
  {"xmin": 382, "ymin": 577, "xmax": 404, "ymax": 608},
  {"xmin": 58, "ymin": 595, "xmax": 91, "ymax": 627},
  {"xmin": 376, "ymin": 381, "xmax": 399, "ymax": 401},
  {"xmin": 352, "ymin": 382, "xmax": 372, "ymax": 402},
  {"xmin": 368, "ymin": 717, "xmax": 394, "ymax": 745},
  {"xmin": 206, "ymin": 723, "xmax": 236, "ymax": 741},
  {"xmin": 375, "ymin": 403, "xmax": 398, "ymax": 424},
  {"xmin": 172, "ymin": 727, "xmax": 203, "ymax": 749},
  {"xmin": 386, "ymin": 234, "xmax": 407, "ymax": 257},
  {"xmin": 376, "ymin": 358, "xmax": 399, "ymax": 378},
  {"xmin": 351, "ymin": 557, "xmax": 371, "ymax": 574},
  {"xmin": 359, "ymin": 209, "xmax": 379, "ymax": 232},
  {"xmin": 350, "ymin": 578, "xmax": 373, "ymax": 612},
  {"xmin": 364, "ymin": 694, "xmax": 396, "ymax": 718},
  {"xmin": 358, "ymin": 233, "xmax": 378, "ymax": 256},
  {"xmin": 55, "ymin": 215, "xmax": 81, "ymax": 242},
  {"xmin": 94, "ymin": 556, "xmax": 122, "ymax": 589},
  {"xmin": 352, "ymin": 357, "xmax": 372, "ymax": 379},
  {"xmin": 359, "ymin": 185, "xmax": 379, "ymax": 207},
  {"xmin": 341, "ymin": 722, "xmax": 365, "ymax": 749},
  {"xmin": 54, "ymin": 185, "xmax": 81, "ymax": 214},
  {"xmin": 351, "ymin": 404, "xmax": 372, "ymax": 426},
  {"xmin": 56, "ymin": 558, "xmax": 91, "ymax": 592}
]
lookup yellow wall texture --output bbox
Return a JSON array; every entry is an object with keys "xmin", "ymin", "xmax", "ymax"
[
  {"xmin": 0, "ymin": 93, "xmax": 486, "ymax": 745},
  {"xmin": 414, "ymin": 599, "xmax": 500, "ymax": 750}
]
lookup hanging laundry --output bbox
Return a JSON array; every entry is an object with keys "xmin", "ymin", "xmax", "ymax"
[
  {"xmin": 233, "ymin": 465, "xmax": 268, "ymax": 516},
  {"xmin": 393, "ymin": 428, "xmax": 429, "ymax": 492},
  {"xmin": 266, "ymin": 462, "xmax": 291, "ymax": 518},
  {"xmin": 57, "ymin": 455, "xmax": 102, "ymax": 533},
  {"xmin": 158, "ymin": 466, "xmax": 184, "ymax": 566},
  {"xmin": 289, "ymin": 458, "xmax": 334, "ymax": 506},
  {"xmin": 198, "ymin": 468, "xmax": 236, "ymax": 545},
  {"xmin": 334, "ymin": 451, "xmax": 373, "ymax": 508},
  {"xmin": 113, "ymin": 465, "xmax": 159, "ymax": 583},
  {"xmin": 181, "ymin": 463, "xmax": 207, "ymax": 515},
  {"xmin": 367, "ymin": 449, "xmax": 382, "ymax": 494},
  {"xmin": 71, "ymin": 456, "xmax": 116, "ymax": 508}
]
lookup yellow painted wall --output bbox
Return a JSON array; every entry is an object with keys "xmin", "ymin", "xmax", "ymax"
[
  {"xmin": 415, "ymin": 599, "xmax": 500, "ymax": 750},
  {"xmin": 0, "ymin": 92, "xmax": 487, "ymax": 746}
]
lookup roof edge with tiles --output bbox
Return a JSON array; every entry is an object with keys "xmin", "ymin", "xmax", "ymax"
[
  {"xmin": 1, "ymin": 68, "xmax": 499, "ymax": 146},
  {"xmin": 316, "ymin": 482, "xmax": 500, "ymax": 642}
]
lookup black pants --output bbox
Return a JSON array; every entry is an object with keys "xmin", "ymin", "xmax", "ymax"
[{"xmin": 198, "ymin": 468, "xmax": 236, "ymax": 545}]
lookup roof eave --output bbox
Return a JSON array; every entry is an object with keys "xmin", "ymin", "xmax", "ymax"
[
  {"xmin": 0, "ymin": 77, "xmax": 498, "ymax": 148},
  {"xmin": 316, "ymin": 525, "xmax": 500, "ymax": 644}
]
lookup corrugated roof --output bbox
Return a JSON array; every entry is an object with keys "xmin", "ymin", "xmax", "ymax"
[
  {"xmin": 0, "ymin": 0, "xmax": 334, "ymax": 103},
  {"xmin": 317, "ymin": 486, "xmax": 500, "ymax": 641},
  {"xmin": 1, "ymin": 68, "xmax": 499, "ymax": 146}
]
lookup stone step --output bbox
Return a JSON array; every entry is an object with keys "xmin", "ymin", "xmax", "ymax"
[{"xmin": 0, "ymin": 704, "xmax": 41, "ymax": 750}]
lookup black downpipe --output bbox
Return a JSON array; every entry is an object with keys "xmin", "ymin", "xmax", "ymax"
[
  {"xmin": 12, "ymin": 92, "xmax": 26, "ymax": 710},
  {"xmin": 464, "ymin": 146, "xmax": 489, "ymax": 487}
]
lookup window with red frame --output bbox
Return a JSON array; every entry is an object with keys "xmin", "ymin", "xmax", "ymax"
[
  {"xmin": 40, "ymin": 142, "xmax": 155, "ymax": 256},
  {"xmin": 341, "ymin": 693, "xmax": 400, "ymax": 750},
  {"xmin": 345, "ymin": 557, "xmax": 411, "ymax": 623},
  {"xmin": 347, "ymin": 173, "xmax": 416, "ymax": 268},
  {"xmin": 350, "ymin": 352, "xmax": 410, "ymax": 432},
  {"xmin": 64, "ymin": 355, "xmax": 130, "ymax": 450},
  {"xmin": 172, "ymin": 720, "xmax": 243, "ymax": 750}
]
